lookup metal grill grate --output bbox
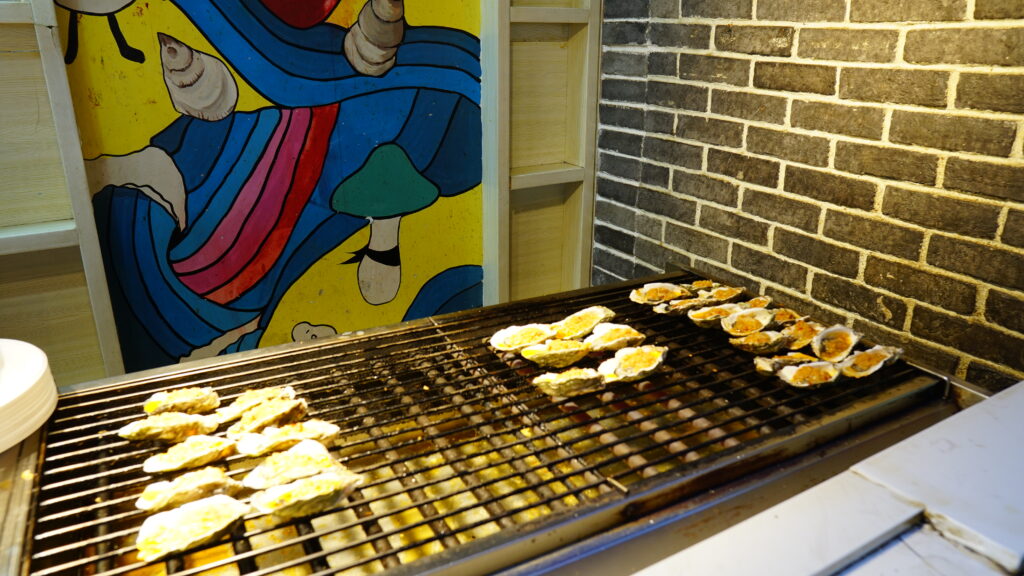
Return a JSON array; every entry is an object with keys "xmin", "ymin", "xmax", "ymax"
[{"xmin": 25, "ymin": 272, "xmax": 945, "ymax": 575}]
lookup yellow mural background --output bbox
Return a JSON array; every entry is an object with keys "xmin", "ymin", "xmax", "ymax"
[{"xmin": 60, "ymin": 0, "xmax": 483, "ymax": 355}]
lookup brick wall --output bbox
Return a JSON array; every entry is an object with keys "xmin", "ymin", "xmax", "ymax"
[{"xmin": 594, "ymin": 0, "xmax": 1024, "ymax": 392}]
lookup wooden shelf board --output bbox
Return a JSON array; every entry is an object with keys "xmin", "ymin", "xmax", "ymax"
[
  {"xmin": 0, "ymin": 2, "xmax": 32, "ymax": 24},
  {"xmin": 0, "ymin": 220, "xmax": 77, "ymax": 256},
  {"xmin": 510, "ymin": 7, "xmax": 589, "ymax": 24},
  {"xmin": 510, "ymin": 162, "xmax": 585, "ymax": 190}
]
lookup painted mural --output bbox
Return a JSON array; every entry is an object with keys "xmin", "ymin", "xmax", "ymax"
[{"xmin": 60, "ymin": 0, "xmax": 483, "ymax": 372}]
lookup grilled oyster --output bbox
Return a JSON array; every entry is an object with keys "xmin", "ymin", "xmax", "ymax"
[
  {"xmin": 235, "ymin": 419, "xmax": 342, "ymax": 456},
  {"xmin": 777, "ymin": 361, "xmax": 841, "ymax": 388},
  {"xmin": 839, "ymin": 346, "xmax": 902, "ymax": 378},
  {"xmin": 135, "ymin": 467, "xmax": 243, "ymax": 512},
  {"xmin": 243, "ymin": 439, "xmax": 344, "ymax": 490},
  {"xmin": 489, "ymin": 324, "xmax": 557, "ymax": 352},
  {"xmin": 143, "ymin": 435, "xmax": 236, "ymax": 474},
  {"xmin": 598, "ymin": 345, "xmax": 668, "ymax": 383},
  {"xmin": 532, "ymin": 367, "xmax": 604, "ymax": 398},
  {"xmin": 143, "ymin": 387, "xmax": 220, "ymax": 415},
  {"xmin": 771, "ymin": 308, "xmax": 805, "ymax": 326},
  {"xmin": 251, "ymin": 469, "xmax": 363, "ymax": 518},
  {"xmin": 721, "ymin": 308, "xmax": 775, "ymax": 337},
  {"xmin": 118, "ymin": 412, "xmax": 218, "ymax": 443},
  {"xmin": 754, "ymin": 352, "xmax": 819, "ymax": 375},
  {"xmin": 729, "ymin": 331, "xmax": 793, "ymax": 355},
  {"xmin": 583, "ymin": 323, "xmax": 646, "ymax": 352},
  {"xmin": 629, "ymin": 282, "xmax": 690, "ymax": 305},
  {"xmin": 214, "ymin": 386, "xmax": 296, "ymax": 424},
  {"xmin": 781, "ymin": 319, "xmax": 826, "ymax": 350},
  {"xmin": 135, "ymin": 495, "xmax": 249, "ymax": 562},
  {"xmin": 812, "ymin": 325, "xmax": 861, "ymax": 363},
  {"xmin": 551, "ymin": 306, "xmax": 616, "ymax": 339},
  {"xmin": 226, "ymin": 397, "xmax": 308, "ymax": 437},
  {"xmin": 653, "ymin": 297, "xmax": 715, "ymax": 315},
  {"xmin": 520, "ymin": 339, "xmax": 591, "ymax": 368},
  {"xmin": 687, "ymin": 303, "xmax": 743, "ymax": 328},
  {"xmin": 741, "ymin": 295, "xmax": 773, "ymax": 309},
  {"xmin": 687, "ymin": 280, "xmax": 719, "ymax": 291},
  {"xmin": 698, "ymin": 286, "xmax": 745, "ymax": 303}
]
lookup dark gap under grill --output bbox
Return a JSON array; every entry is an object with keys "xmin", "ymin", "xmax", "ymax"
[{"xmin": 24, "ymin": 271, "xmax": 945, "ymax": 576}]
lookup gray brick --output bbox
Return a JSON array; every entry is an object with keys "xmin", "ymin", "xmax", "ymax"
[
  {"xmin": 975, "ymin": 0, "xmax": 1024, "ymax": 19},
  {"xmin": 602, "ymin": 78, "xmax": 647, "ymax": 103},
  {"xmin": 784, "ymin": 166, "xmax": 877, "ymax": 210},
  {"xmin": 602, "ymin": 21, "xmax": 648, "ymax": 46},
  {"xmin": 597, "ymin": 177, "xmax": 639, "ymax": 206},
  {"xmin": 681, "ymin": 0, "xmax": 752, "ymax": 19},
  {"xmin": 956, "ymin": 74, "xmax": 1024, "ymax": 114},
  {"xmin": 882, "ymin": 186, "xmax": 1001, "ymax": 239},
  {"xmin": 986, "ymin": 289, "xmax": 1024, "ymax": 335},
  {"xmin": 679, "ymin": 54, "xmax": 751, "ymax": 86},
  {"xmin": 758, "ymin": 0, "xmax": 846, "ymax": 21},
  {"xmin": 824, "ymin": 210, "xmax": 925, "ymax": 260},
  {"xmin": 711, "ymin": 90, "xmax": 787, "ymax": 124},
  {"xmin": 743, "ymin": 189, "xmax": 821, "ymax": 232},
  {"xmin": 593, "ymin": 247, "xmax": 635, "ymax": 278},
  {"xmin": 599, "ymin": 129, "xmax": 643, "ymax": 156},
  {"xmin": 754, "ymin": 62, "xmax": 837, "ymax": 95},
  {"xmin": 649, "ymin": 52, "xmax": 678, "ymax": 77},
  {"xmin": 906, "ymin": 28, "xmax": 1024, "ymax": 66},
  {"xmin": 642, "ymin": 162, "xmax": 671, "ymax": 189},
  {"xmin": 643, "ymin": 136, "xmax": 703, "ymax": 169},
  {"xmin": 851, "ymin": 0, "xmax": 967, "ymax": 21},
  {"xmin": 715, "ymin": 25, "xmax": 794, "ymax": 56},
  {"xmin": 840, "ymin": 68, "xmax": 949, "ymax": 108},
  {"xmin": 600, "ymin": 104, "xmax": 645, "ymax": 131},
  {"xmin": 890, "ymin": 111, "xmax": 1017, "ymax": 157},
  {"xmin": 708, "ymin": 149, "xmax": 781, "ymax": 187},
  {"xmin": 773, "ymin": 228, "xmax": 860, "ymax": 277},
  {"xmin": 665, "ymin": 223, "xmax": 730, "ymax": 262},
  {"xmin": 798, "ymin": 28, "xmax": 899, "ymax": 62},
  {"xmin": 647, "ymin": 81, "xmax": 707, "ymax": 111},
  {"xmin": 864, "ymin": 257, "xmax": 977, "ymax": 314},
  {"xmin": 911, "ymin": 306, "xmax": 1024, "ymax": 372},
  {"xmin": 595, "ymin": 223, "xmax": 636, "ymax": 255},
  {"xmin": 599, "ymin": 152, "xmax": 642, "ymax": 181},
  {"xmin": 835, "ymin": 142, "xmax": 938, "ymax": 185},
  {"xmin": 592, "ymin": 265, "xmax": 625, "ymax": 286},
  {"xmin": 602, "ymin": 52, "xmax": 648, "ymax": 77},
  {"xmin": 604, "ymin": 0, "xmax": 650, "ymax": 19},
  {"xmin": 595, "ymin": 199, "xmax": 637, "ymax": 230},
  {"xmin": 638, "ymin": 188, "xmax": 698, "ymax": 223},
  {"xmin": 700, "ymin": 205, "xmax": 770, "ymax": 245},
  {"xmin": 747, "ymin": 126, "xmax": 830, "ymax": 167},
  {"xmin": 635, "ymin": 238, "xmax": 679, "ymax": 271},
  {"xmin": 650, "ymin": 24, "xmax": 711, "ymax": 49},
  {"xmin": 637, "ymin": 214, "xmax": 665, "ymax": 240},
  {"xmin": 643, "ymin": 109, "xmax": 676, "ymax": 135},
  {"xmin": 928, "ymin": 234, "xmax": 1024, "ymax": 291},
  {"xmin": 812, "ymin": 274, "xmax": 908, "ymax": 328},
  {"xmin": 732, "ymin": 245, "xmax": 808, "ymax": 290},
  {"xmin": 1005, "ymin": 211, "xmax": 1024, "ymax": 249},
  {"xmin": 964, "ymin": 363, "xmax": 1020, "ymax": 394},
  {"xmin": 651, "ymin": 0, "xmax": 680, "ymax": 18},
  {"xmin": 944, "ymin": 158, "xmax": 1024, "ymax": 203},
  {"xmin": 791, "ymin": 100, "xmax": 885, "ymax": 140},
  {"xmin": 676, "ymin": 114, "xmax": 744, "ymax": 147},
  {"xmin": 672, "ymin": 171, "xmax": 740, "ymax": 206}
]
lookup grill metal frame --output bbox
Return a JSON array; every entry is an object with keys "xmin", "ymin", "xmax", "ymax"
[{"xmin": 21, "ymin": 272, "xmax": 948, "ymax": 576}]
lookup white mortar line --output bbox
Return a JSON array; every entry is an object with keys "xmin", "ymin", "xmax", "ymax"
[
  {"xmin": 946, "ymin": 70, "xmax": 961, "ymax": 110},
  {"xmin": 965, "ymin": 0, "xmax": 977, "ymax": 21},
  {"xmin": 1012, "ymin": 122, "xmax": 1024, "ymax": 159},
  {"xmin": 881, "ymin": 107, "xmax": 894, "ymax": 142},
  {"xmin": 644, "ymin": 17, "xmax": 1024, "ymax": 30},
  {"xmin": 993, "ymin": 206, "xmax": 1009, "ymax": 243},
  {"xmin": 934, "ymin": 157, "xmax": 948, "ymax": 188}
]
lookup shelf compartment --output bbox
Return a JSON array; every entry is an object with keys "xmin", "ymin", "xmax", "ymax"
[
  {"xmin": 0, "ymin": 220, "xmax": 77, "ymax": 256},
  {"xmin": 509, "ymin": 182, "xmax": 585, "ymax": 301},
  {"xmin": 510, "ymin": 7, "xmax": 589, "ymax": 23},
  {"xmin": 510, "ymin": 162, "xmax": 585, "ymax": 190}
]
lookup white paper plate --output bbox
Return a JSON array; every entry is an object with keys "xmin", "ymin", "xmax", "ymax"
[{"xmin": 0, "ymin": 339, "xmax": 57, "ymax": 454}]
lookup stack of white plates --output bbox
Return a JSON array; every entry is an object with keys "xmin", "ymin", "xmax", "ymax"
[{"xmin": 0, "ymin": 339, "xmax": 57, "ymax": 454}]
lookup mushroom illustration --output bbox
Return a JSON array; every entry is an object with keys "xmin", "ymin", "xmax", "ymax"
[
  {"xmin": 331, "ymin": 144, "xmax": 440, "ymax": 305},
  {"xmin": 56, "ymin": 0, "xmax": 144, "ymax": 64}
]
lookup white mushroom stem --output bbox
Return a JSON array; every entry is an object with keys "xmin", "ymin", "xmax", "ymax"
[
  {"xmin": 344, "ymin": 0, "xmax": 405, "ymax": 76},
  {"xmin": 358, "ymin": 216, "xmax": 402, "ymax": 305}
]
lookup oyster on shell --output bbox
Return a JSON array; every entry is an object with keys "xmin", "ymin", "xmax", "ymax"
[
  {"xmin": 839, "ymin": 346, "xmax": 902, "ymax": 378},
  {"xmin": 215, "ymin": 386, "xmax": 296, "ymax": 424},
  {"xmin": 741, "ymin": 295, "xmax": 773, "ymax": 309},
  {"xmin": 135, "ymin": 467, "xmax": 243, "ymax": 512},
  {"xmin": 720, "ymin": 308, "xmax": 775, "ymax": 337},
  {"xmin": 551, "ymin": 306, "xmax": 616, "ymax": 339},
  {"xmin": 698, "ymin": 286, "xmax": 745, "ymax": 303},
  {"xmin": 532, "ymin": 367, "xmax": 605, "ymax": 398},
  {"xmin": 520, "ymin": 339, "xmax": 591, "ymax": 368},
  {"xmin": 118, "ymin": 412, "xmax": 218, "ymax": 443},
  {"xmin": 753, "ymin": 352, "xmax": 819, "ymax": 375},
  {"xmin": 729, "ymin": 331, "xmax": 793, "ymax": 355},
  {"xmin": 629, "ymin": 282, "xmax": 691, "ymax": 305},
  {"xmin": 770, "ymin": 308, "xmax": 805, "ymax": 326},
  {"xmin": 226, "ymin": 397, "xmax": 308, "ymax": 437},
  {"xmin": 489, "ymin": 324, "xmax": 557, "ymax": 352},
  {"xmin": 812, "ymin": 325, "xmax": 861, "ymax": 363},
  {"xmin": 653, "ymin": 298, "xmax": 715, "ymax": 315},
  {"xmin": 135, "ymin": 495, "xmax": 249, "ymax": 562},
  {"xmin": 243, "ymin": 439, "xmax": 344, "ymax": 490},
  {"xmin": 583, "ymin": 323, "xmax": 646, "ymax": 352},
  {"xmin": 777, "ymin": 361, "xmax": 841, "ymax": 388},
  {"xmin": 598, "ymin": 345, "xmax": 668, "ymax": 383},
  {"xmin": 143, "ymin": 435, "xmax": 236, "ymax": 474},
  {"xmin": 781, "ymin": 319, "xmax": 826, "ymax": 350},
  {"xmin": 251, "ymin": 469, "xmax": 363, "ymax": 518},
  {"xmin": 235, "ymin": 419, "xmax": 342, "ymax": 457},
  {"xmin": 143, "ymin": 387, "xmax": 220, "ymax": 415},
  {"xmin": 687, "ymin": 303, "xmax": 743, "ymax": 328},
  {"xmin": 687, "ymin": 280, "xmax": 719, "ymax": 291}
]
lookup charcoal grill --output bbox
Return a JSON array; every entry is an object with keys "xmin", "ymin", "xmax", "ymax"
[{"xmin": 20, "ymin": 271, "xmax": 952, "ymax": 575}]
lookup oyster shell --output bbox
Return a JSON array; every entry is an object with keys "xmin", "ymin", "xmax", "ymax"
[
  {"xmin": 520, "ymin": 339, "xmax": 591, "ymax": 368},
  {"xmin": 839, "ymin": 346, "xmax": 902, "ymax": 378},
  {"xmin": 118, "ymin": 412, "xmax": 218, "ymax": 443},
  {"xmin": 251, "ymin": 469, "xmax": 363, "ymax": 518},
  {"xmin": 687, "ymin": 303, "xmax": 743, "ymax": 328},
  {"xmin": 687, "ymin": 280, "xmax": 719, "ymax": 291},
  {"xmin": 135, "ymin": 467, "xmax": 243, "ymax": 512},
  {"xmin": 489, "ymin": 324, "xmax": 557, "ymax": 352},
  {"xmin": 781, "ymin": 319, "xmax": 826, "ymax": 350},
  {"xmin": 777, "ymin": 361, "xmax": 841, "ymax": 388},
  {"xmin": 532, "ymin": 368, "xmax": 605, "ymax": 398},
  {"xmin": 653, "ymin": 298, "xmax": 715, "ymax": 315},
  {"xmin": 720, "ymin": 308, "xmax": 775, "ymax": 337},
  {"xmin": 583, "ymin": 323, "xmax": 646, "ymax": 352},
  {"xmin": 729, "ymin": 331, "xmax": 793, "ymax": 355},
  {"xmin": 598, "ymin": 345, "xmax": 668, "ymax": 383},
  {"xmin": 143, "ymin": 435, "xmax": 236, "ymax": 474},
  {"xmin": 812, "ymin": 325, "xmax": 861, "ymax": 363},
  {"xmin": 215, "ymin": 386, "xmax": 296, "ymax": 424},
  {"xmin": 243, "ymin": 439, "xmax": 344, "ymax": 490},
  {"xmin": 698, "ymin": 286, "xmax": 745, "ymax": 303},
  {"xmin": 551, "ymin": 306, "xmax": 616, "ymax": 339},
  {"xmin": 753, "ymin": 352, "xmax": 819, "ymax": 375},
  {"xmin": 629, "ymin": 282, "xmax": 690, "ymax": 305},
  {"xmin": 741, "ymin": 295, "xmax": 773, "ymax": 309},
  {"xmin": 143, "ymin": 387, "xmax": 220, "ymax": 415},
  {"xmin": 771, "ymin": 308, "xmax": 805, "ymax": 326},
  {"xmin": 135, "ymin": 494, "xmax": 249, "ymax": 562},
  {"xmin": 235, "ymin": 419, "xmax": 342, "ymax": 457},
  {"xmin": 226, "ymin": 397, "xmax": 308, "ymax": 437}
]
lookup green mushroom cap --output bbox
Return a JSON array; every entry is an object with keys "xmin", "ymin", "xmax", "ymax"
[{"xmin": 331, "ymin": 144, "xmax": 440, "ymax": 219}]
